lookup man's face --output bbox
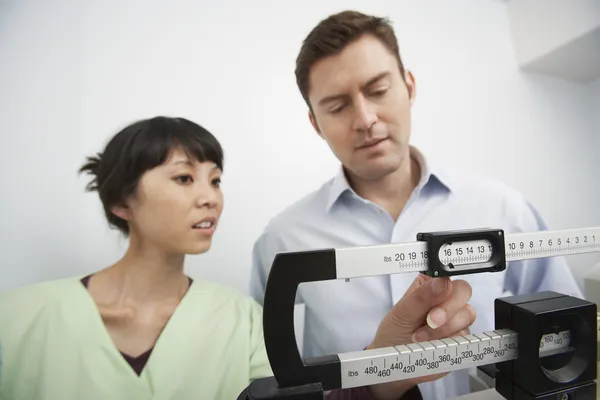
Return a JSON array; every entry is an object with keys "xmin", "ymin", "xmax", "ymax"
[{"xmin": 307, "ymin": 34, "xmax": 415, "ymax": 181}]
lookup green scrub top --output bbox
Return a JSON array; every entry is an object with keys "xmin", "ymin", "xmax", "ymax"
[{"xmin": 0, "ymin": 276, "xmax": 273, "ymax": 399}]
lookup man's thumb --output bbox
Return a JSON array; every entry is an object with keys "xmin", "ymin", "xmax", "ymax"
[{"xmin": 368, "ymin": 275, "xmax": 453, "ymax": 350}]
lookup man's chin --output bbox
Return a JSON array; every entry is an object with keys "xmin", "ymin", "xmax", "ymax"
[{"xmin": 349, "ymin": 159, "xmax": 403, "ymax": 181}]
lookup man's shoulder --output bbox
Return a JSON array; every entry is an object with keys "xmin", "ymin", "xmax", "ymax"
[
  {"xmin": 262, "ymin": 178, "xmax": 335, "ymax": 235},
  {"xmin": 436, "ymin": 166, "xmax": 544, "ymax": 231},
  {"xmin": 439, "ymin": 167, "xmax": 528, "ymax": 206}
]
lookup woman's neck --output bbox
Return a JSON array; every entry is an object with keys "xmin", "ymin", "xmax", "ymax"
[{"xmin": 90, "ymin": 234, "xmax": 190, "ymax": 307}]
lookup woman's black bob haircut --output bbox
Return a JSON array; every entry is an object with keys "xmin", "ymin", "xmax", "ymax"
[{"xmin": 79, "ymin": 116, "xmax": 224, "ymax": 235}]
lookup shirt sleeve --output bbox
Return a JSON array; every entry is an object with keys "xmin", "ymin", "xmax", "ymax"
[
  {"xmin": 249, "ymin": 228, "xmax": 304, "ymax": 306},
  {"xmin": 503, "ymin": 198, "xmax": 583, "ymax": 298},
  {"xmin": 248, "ymin": 299, "xmax": 274, "ymax": 380},
  {"xmin": 249, "ymin": 231, "xmax": 272, "ymax": 307}
]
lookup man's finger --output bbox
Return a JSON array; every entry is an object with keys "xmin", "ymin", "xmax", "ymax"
[
  {"xmin": 402, "ymin": 273, "xmax": 431, "ymax": 297},
  {"xmin": 425, "ymin": 279, "xmax": 472, "ymax": 329},
  {"xmin": 392, "ymin": 275, "xmax": 453, "ymax": 326},
  {"xmin": 412, "ymin": 304, "xmax": 476, "ymax": 342}
]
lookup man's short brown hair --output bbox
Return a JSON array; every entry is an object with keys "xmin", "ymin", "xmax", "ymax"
[{"xmin": 295, "ymin": 10, "xmax": 406, "ymax": 109}]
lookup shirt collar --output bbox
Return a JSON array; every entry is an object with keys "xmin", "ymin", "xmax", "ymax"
[{"xmin": 325, "ymin": 145, "xmax": 454, "ymax": 212}]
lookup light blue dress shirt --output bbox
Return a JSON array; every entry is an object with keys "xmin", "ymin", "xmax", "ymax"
[{"xmin": 250, "ymin": 147, "xmax": 582, "ymax": 400}]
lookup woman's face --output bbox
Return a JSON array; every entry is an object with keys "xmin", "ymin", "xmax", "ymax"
[{"xmin": 115, "ymin": 148, "xmax": 224, "ymax": 256}]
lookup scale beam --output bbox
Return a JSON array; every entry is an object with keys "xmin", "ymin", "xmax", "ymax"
[
  {"xmin": 335, "ymin": 227, "xmax": 600, "ymax": 279},
  {"xmin": 337, "ymin": 316, "xmax": 598, "ymax": 389}
]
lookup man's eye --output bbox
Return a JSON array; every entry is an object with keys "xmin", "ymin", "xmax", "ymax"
[
  {"xmin": 330, "ymin": 105, "xmax": 345, "ymax": 114},
  {"xmin": 212, "ymin": 178, "xmax": 222, "ymax": 187},
  {"xmin": 371, "ymin": 87, "xmax": 388, "ymax": 97}
]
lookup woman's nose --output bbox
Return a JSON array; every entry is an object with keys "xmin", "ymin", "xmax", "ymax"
[{"xmin": 195, "ymin": 185, "xmax": 220, "ymax": 208}]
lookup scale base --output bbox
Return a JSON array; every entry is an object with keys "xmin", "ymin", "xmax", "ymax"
[
  {"xmin": 453, "ymin": 382, "xmax": 596, "ymax": 400},
  {"xmin": 469, "ymin": 368, "xmax": 598, "ymax": 400},
  {"xmin": 238, "ymin": 376, "xmax": 324, "ymax": 400}
]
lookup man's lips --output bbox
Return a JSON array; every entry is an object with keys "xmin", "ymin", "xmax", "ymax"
[{"xmin": 357, "ymin": 138, "xmax": 387, "ymax": 149}]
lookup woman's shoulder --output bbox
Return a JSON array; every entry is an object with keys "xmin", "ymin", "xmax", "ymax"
[
  {"xmin": 190, "ymin": 278, "xmax": 262, "ymax": 310},
  {"xmin": 187, "ymin": 278, "xmax": 264, "ymax": 328},
  {"xmin": 0, "ymin": 276, "xmax": 81, "ymax": 299},
  {"xmin": 0, "ymin": 277, "xmax": 84, "ymax": 321}
]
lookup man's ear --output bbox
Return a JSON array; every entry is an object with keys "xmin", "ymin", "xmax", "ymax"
[
  {"xmin": 405, "ymin": 70, "xmax": 417, "ymax": 106},
  {"xmin": 308, "ymin": 110, "xmax": 322, "ymax": 137}
]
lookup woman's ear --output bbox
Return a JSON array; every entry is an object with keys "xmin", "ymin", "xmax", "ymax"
[{"xmin": 111, "ymin": 205, "xmax": 130, "ymax": 221}]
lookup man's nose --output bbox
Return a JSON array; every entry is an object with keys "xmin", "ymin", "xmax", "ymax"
[{"xmin": 352, "ymin": 96, "xmax": 377, "ymax": 132}]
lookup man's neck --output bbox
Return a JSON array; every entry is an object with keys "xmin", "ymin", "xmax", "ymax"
[
  {"xmin": 347, "ymin": 154, "xmax": 421, "ymax": 221},
  {"xmin": 90, "ymin": 235, "xmax": 189, "ymax": 307}
]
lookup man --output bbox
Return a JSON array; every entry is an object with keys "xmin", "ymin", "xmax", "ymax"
[{"xmin": 250, "ymin": 10, "xmax": 582, "ymax": 400}]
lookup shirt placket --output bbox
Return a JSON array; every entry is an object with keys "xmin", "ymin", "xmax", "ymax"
[{"xmin": 388, "ymin": 188, "xmax": 425, "ymax": 305}]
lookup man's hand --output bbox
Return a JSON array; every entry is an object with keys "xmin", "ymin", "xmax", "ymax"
[{"xmin": 365, "ymin": 274, "xmax": 475, "ymax": 400}]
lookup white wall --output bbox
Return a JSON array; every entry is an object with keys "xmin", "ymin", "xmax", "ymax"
[
  {"xmin": 591, "ymin": 77, "xmax": 600, "ymax": 206},
  {"xmin": 591, "ymin": 78, "xmax": 600, "ymax": 130},
  {"xmin": 506, "ymin": 0, "xmax": 600, "ymax": 84},
  {"xmin": 506, "ymin": 0, "xmax": 600, "ymax": 66},
  {"xmin": 0, "ymin": 1, "xmax": 84, "ymax": 288},
  {"xmin": 581, "ymin": 77, "xmax": 600, "ymax": 287},
  {"xmin": 1, "ymin": 0, "xmax": 599, "ymax": 297}
]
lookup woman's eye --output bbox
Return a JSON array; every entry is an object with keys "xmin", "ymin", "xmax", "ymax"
[
  {"xmin": 174, "ymin": 175, "xmax": 193, "ymax": 184},
  {"xmin": 212, "ymin": 178, "xmax": 222, "ymax": 187}
]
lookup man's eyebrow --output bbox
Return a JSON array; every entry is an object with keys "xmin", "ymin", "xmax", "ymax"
[
  {"xmin": 317, "ymin": 71, "xmax": 391, "ymax": 107},
  {"xmin": 364, "ymin": 71, "xmax": 390, "ymax": 87},
  {"xmin": 318, "ymin": 93, "xmax": 347, "ymax": 107}
]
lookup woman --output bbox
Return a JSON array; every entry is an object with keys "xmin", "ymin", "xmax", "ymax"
[
  {"xmin": 0, "ymin": 116, "xmax": 426, "ymax": 399},
  {"xmin": 0, "ymin": 116, "xmax": 269, "ymax": 399}
]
